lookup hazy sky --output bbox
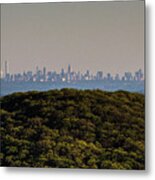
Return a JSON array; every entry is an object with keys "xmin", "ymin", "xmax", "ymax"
[{"xmin": 1, "ymin": 1, "xmax": 144, "ymax": 75}]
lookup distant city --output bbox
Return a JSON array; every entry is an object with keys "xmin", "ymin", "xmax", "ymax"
[{"xmin": 1, "ymin": 61, "xmax": 144, "ymax": 83}]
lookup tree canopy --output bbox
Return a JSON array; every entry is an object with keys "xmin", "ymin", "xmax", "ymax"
[{"xmin": 0, "ymin": 89, "xmax": 145, "ymax": 169}]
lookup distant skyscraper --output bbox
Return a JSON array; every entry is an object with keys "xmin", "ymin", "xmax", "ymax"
[
  {"xmin": 43, "ymin": 67, "xmax": 46, "ymax": 75},
  {"xmin": 68, "ymin": 64, "xmax": 71, "ymax": 74},
  {"xmin": 61, "ymin": 68, "xmax": 65, "ymax": 77},
  {"xmin": 4, "ymin": 61, "xmax": 8, "ymax": 77},
  {"xmin": 115, "ymin": 74, "xmax": 120, "ymax": 81},
  {"xmin": 135, "ymin": 69, "xmax": 143, "ymax": 81},
  {"xmin": 124, "ymin": 72, "xmax": 132, "ymax": 81},
  {"xmin": 107, "ymin": 73, "xmax": 112, "ymax": 81},
  {"xmin": 96, "ymin": 71, "xmax": 103, "ymax": 80},
  {"xmin": 42, "ymin": 67, "xmax": 46, "ymax": 81},
  {"xmin": 86, "ymin": 70, "xmax": 90, "ymax": 77}
]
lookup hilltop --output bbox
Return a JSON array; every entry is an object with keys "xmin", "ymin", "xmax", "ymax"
[{"xmin": 0, "ymin": 89, "xmax": 145, "ymax": 169}]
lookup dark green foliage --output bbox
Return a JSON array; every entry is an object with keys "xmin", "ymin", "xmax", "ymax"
[{"xmin": 0, "ymin": 89, "xmax": 145, "ymax": 169}]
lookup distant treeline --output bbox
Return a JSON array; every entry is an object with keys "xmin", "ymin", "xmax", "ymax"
[{"xmin": 0, "ymin": 89, "xmax": 145, "ymax": 169}]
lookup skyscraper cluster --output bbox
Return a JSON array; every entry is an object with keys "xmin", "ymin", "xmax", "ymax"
[{"xmin": 1, "ymin": 62, "xmax": 144, "ymax": 83}]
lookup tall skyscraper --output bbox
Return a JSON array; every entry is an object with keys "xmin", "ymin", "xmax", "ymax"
[
  {"xmin": 68, "ymin": 64, "xmax": 71, "ymax": 74},
  {"xmin": 96, "ymin": 71, "xmax": 103, "ymax": 80},
  {"xmin": 61, "ymin": 68, "xmax": 65, "ymax": 77},
  {"xmin": 4, "ymin": 61, "xmax": 8, "ymax": 77},
  {"xmin": 43, "ymin": 67, "xmax": 46, "ymax": 81}
]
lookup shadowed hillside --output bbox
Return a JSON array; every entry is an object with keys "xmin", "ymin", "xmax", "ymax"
[{"xmin": 0, "ymin": 89, "xmax": 145, "ymax": 169}]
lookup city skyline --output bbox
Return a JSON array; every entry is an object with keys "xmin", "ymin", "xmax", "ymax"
[
  {"xmin": 2, "ymin": 62, "xmax": 144, "ymax": 83},
  {"xmin": 1, "ymin": 1, "xmax": 144, "ymax": 75},
  {"xmin": 1, "ymin": 60, "xmax": 145, "ymax": 78}
]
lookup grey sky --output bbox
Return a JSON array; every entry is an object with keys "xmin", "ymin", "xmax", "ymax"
[{"xmin": 1, "ymin": 1, "xmax": 144, "ymax": 75}]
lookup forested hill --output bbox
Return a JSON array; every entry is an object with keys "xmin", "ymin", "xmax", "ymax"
[{"xmin": 0, "ymin": 89, "xmax": 145, "ymax": 169}]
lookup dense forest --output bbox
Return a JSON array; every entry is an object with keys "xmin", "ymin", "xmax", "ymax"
[{"xmin": 0, "ymin": 89, "xmax": 145, "ymax": 169}]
